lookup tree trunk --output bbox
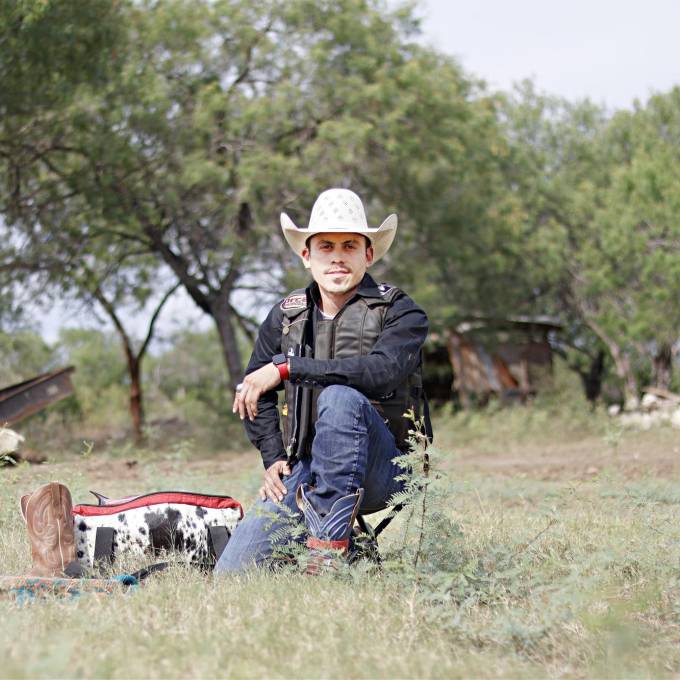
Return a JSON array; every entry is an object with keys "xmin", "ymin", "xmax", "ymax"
[
  {"xmin": 141, "ymin": 228, "xmax": 245, "ymax": 388},
  {"xmin": 579, "ymin": 313, "xmax": 639, "ymax": 409},
  {"xmin": 106, "ymin": 316, "xmax": 146, "ymax": 445},
  {"xmin": 446, "ymin": 330, "xmax": 470, "ymax": 408},
  {"xmin": 579, "ymin": 349, "xmax": 605, "ymax": 404},
  {"xmin": 113, "ymin": 334, "xmax": 146, "ymax": 445},
  {"xmin": 653, "ymin": 343, "xmax": 674, "ymax": 390},
  {"xmin": 608, "ymin": 344, "xmax": 639, "ymax": 409},
  {"xmin": 93, "ymin": 282, "xmax": 178, "ymax": 447},
  {"xmin": 128, "ymin": 356, "xmax": 144, "ymax": 445},
  {"xmin": 212, "ymin": 301, "xmax": 244, "ymax": 388}
]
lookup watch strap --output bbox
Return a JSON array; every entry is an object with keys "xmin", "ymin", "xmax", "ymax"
[
  {"xmin": 275, "ymin": 361, "xmax": 289, "ymax": 381},
  {"xmin": 272, "ymin": 354, "xmax": 289, "ymax": 381}
]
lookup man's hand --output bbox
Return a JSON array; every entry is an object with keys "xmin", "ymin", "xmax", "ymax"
[
  {"xmin": 259, "ymin": 460, "xmax": 291, "ymax": 502},
  {"xmin": 232, "ymin": 362, "xmax": 281, "ymax": 421}
]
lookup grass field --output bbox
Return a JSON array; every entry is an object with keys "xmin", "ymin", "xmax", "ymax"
[{"xmin": 2, "ymin": 406, "xmax": 680, "ymax": 679}]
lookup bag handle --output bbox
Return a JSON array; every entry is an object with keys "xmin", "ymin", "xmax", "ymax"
[
  {"xmin": 208, "ymin": 525, "xmax": 230, "ymax": 562},
  {"xmin": 94, "ymin": 526, "xmax": 115, "ymax": 567}
]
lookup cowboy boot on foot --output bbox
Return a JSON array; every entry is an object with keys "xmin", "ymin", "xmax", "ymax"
[
  {"xmin": 296, "ymin": 484, "xmax": 364, "ymax": 574},
  {"xmin": 20, "ymin": 482, "xmax": 76, "ymax": 577}
]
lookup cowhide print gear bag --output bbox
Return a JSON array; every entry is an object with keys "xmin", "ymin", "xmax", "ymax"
[{"xmin": 72, "ymin": 491, "xmax": 243, "ymax": 569}]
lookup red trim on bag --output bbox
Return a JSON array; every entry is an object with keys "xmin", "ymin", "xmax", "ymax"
[
  {"xmin": 72, "ymin": 492, "xmax": 243, "ymax": 518},
  {"xmin": 306, "ymin": 537, "xmax": 349, "ymax": 551}
]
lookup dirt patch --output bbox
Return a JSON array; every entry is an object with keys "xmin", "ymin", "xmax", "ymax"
[
  {"xmin": 452, "ymin": 431, "xmax": 680, "ymax": 481},
  {"xmin": 6, "ymin": 425, "xmax": 680, "ymax": 488},
  {"xmin": 3, "ymin": 449, "xmax": 258, "ymax": 497},
  {"xmin": 73, "ymin": 451, "xmax": 255, "ymax": 485}
]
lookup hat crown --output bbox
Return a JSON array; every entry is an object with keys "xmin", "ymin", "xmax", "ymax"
[{"xmin": 308, "ymin": 189, "xmax": 368, "ymax": 232}]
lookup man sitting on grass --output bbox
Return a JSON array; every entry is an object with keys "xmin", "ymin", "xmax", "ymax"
[{"xmin": 215, "ymin": 188, "xmax": 431, "ymax": 572}]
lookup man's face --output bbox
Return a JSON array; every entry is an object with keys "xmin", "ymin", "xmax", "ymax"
[{"xmin": 303, "ymin": 232, "xmax": 374, "ymax": 295}]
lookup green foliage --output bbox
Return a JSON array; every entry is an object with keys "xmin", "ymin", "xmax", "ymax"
[
  {"xmin": 1, "ymin": 0, "xmax": 678, "ymax": 408},
  {"xmin": 0, "ymin": 0, "xmax": 509, "ymax": 386},
  {"xmin": 386, "ymin": 76, "xmax": 533, "ymax": 328},
  {"xmin": 0, "ymin": 329, "xmax": 55, "ymax": 385},
  {"xmin": 0, "ymin": 0, "xmax": 125, "ymax": 114},
  {"xmin": 0, "ymin": 323, "xmax": 250, "ymax": 452},
  {"xmin": 55, "ymin": 327, "xmax": 128, "ymax": 424},
  {"xmin": 583, "ymin": 91, "xmax": 680, "ymax": 350},
  {"xmin": 149, "ymin": 329, "xmax": 229, "ymax": 415},
  {"xmin": 504, "ymin": 85, "xmax": 680, "ymax": 398},
  {"xmin": 144, "ymin": 327, "xmax": 249, "ymax": 449},
  {"xmin": 57, "ymin": 328, "xmax": 126, "ymax": 391}
]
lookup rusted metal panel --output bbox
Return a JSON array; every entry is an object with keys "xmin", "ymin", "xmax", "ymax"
[
  {"xmin": 493, "ymin": 354, "xmax": 520, "ymax": 391},
  {"xmin": 447, "ymin": 331, "xmax": 517, "ymax": 405},
  {"xmin": 0, "ymin": 367, "xmax": 76, "ymax": 424}
]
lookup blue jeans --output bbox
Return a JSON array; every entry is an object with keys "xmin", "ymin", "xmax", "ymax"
[{"xmin": 215, "ymin": 385, "xmax": 405, "ymax": 573}]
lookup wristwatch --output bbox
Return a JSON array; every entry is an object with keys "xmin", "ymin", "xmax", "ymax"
[{"xmin": 272, "ymin": 353, "xmax": 290, "ymax": 381}]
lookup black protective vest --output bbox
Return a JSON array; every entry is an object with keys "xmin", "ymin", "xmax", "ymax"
[{"xmin": 279, "ymin": 285, "xmax": 425, "ymax": 460}]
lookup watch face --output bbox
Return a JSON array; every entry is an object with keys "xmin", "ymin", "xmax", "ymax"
[{"xmin": 273, "ymin": 354, "xmax": 287, "ymax": 365}]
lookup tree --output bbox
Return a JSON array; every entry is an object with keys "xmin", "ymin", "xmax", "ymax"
[
  {"xmin": 0, "ymin": 0, "xmax": 123, "ymax": 110},
  {"xmin": 504, "ymin": 85, "xmax": 680, "ymax": 403},
  {"xmin": 0, "ymin": 0, "xmax": 125, "ymax": 222},
  {"xmin": 6, "ymin": 242, "xmax": 179, "ymax": 442},
  {"xmin": 580, "ymin": 91, "xmax": 680, "ymax": 392},
  {"xmin": 0, "ymin": 1, "xmax": 163, "ymax": 431},
  {"xmin": 56, "ymin": 327, "xmax": 127, "ymax": 423},
  {"xmin": 381, "ymin": 73, "xmax": 537, "ymax": 330},
  {"xmin": 1, "ymin": 0, "xmax": 495, "ymax": 389},
  {"xmin": 1, "ymin": 172, "xmax": 179, "ymax": 441},
  {"xmin": 150, "ymin": 327, "xmax": 232, "ymax": 416},
  {"xmin": 86, "ymin": 274, "xmax": 180, "ymax": 444}
]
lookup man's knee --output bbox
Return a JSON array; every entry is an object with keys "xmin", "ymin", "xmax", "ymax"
[{"xmin": 317, "ymin": 385, "xmax": 369, "ymax": 415}]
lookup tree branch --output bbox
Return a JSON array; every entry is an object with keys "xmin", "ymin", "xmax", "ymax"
[{"xmin": 137, "ymin": 281, "xmax": 181, "ymax": 360}]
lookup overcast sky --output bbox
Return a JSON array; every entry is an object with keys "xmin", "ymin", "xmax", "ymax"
[
  {"xmin": 37, "ymin": 0, "xmax": 680, "ymax": 342},
  {"xmin": 418, "ymin": 0, "xmax": 680, "ymax": 111}
]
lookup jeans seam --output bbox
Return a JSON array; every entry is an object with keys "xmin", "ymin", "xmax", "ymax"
[{"xmin": 345, "ymin": 398, "xmax": 364, "ymax": 496}]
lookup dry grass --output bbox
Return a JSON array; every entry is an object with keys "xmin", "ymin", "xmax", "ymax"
[{"xmin": 2, "ymin": 411, "xmax": 680, "ymax": 679}]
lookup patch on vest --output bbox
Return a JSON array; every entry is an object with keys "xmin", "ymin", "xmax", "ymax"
[
  {"xmin": 378, "ymin": 283, "xmax": 394, "ymax": 297},
  {"xmin": 280, "ymin": 294, "xmax": 307, "ymax": 311}
]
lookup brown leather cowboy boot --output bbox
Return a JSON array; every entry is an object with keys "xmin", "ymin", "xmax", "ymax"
[{"xmin": 20, "ymin": 482, "xmax": 76, "ymax": 577}]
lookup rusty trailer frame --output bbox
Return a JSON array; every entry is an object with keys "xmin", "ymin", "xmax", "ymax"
[{"xmin": 0, "ymin": 367, "xmax": 76, "ymax": 425}]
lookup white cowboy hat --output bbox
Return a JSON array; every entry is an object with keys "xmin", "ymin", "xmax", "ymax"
[{"xmin": 280, "ymin": 188, "xmax": 397, "ymax": 268}]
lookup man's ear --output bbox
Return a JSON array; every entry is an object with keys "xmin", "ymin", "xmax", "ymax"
[
  {"xmin": 302, "ymin": 247, "xmax": 311, "ymax": 265},
  {"xmin": 365, "ymin": 244, "xmax": 374, "ymax": 267}
]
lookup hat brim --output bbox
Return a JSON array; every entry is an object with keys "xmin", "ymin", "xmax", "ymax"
[{"xmin": 280, "ymin": 213, "xmax": 397, "ymax": 269}]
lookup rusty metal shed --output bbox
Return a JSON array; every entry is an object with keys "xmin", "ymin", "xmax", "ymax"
[{"xmin": 423, "ymin": 318, "xmax": 561, "ymax": 406}]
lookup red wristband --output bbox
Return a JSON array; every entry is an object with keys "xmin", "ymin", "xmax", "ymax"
[{"xmin": 275, "ymin": 360, "xmax": 289, "ymax": 382}]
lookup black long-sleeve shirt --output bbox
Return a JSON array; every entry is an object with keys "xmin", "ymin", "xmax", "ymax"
[{"xmin": 242, "ymin": 274, "xmax": 429, "ymax": 468}]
